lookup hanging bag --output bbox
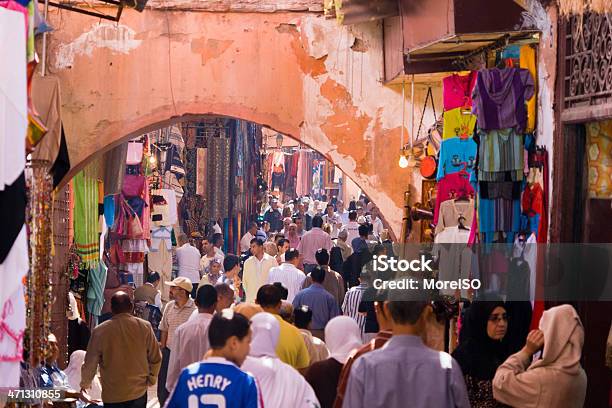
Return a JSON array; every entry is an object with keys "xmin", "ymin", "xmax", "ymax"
[{"xmin": 418, "ymin": 87, "xmax": 440, "ymax": 179}]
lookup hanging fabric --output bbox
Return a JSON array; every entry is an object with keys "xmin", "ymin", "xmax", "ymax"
[{"xmin": 73, "ymin": 167, "xmax": 100, "ymax": 269}]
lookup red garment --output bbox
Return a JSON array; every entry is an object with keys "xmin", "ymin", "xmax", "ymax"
[
  {"xmin": 442, "ymin": 72, "xmax": 477, "ymax": 111},
  {"xmin": 522, "ymin": 183, "xmax": 543, "ymax": 217},
  {"xmin": 434, "ymin": 173, "xmax": 475, "ymax": 225}
]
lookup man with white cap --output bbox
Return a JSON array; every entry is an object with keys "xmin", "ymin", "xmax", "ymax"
[{"xmin": 158, "ymin": 277, "xmax": 196, "ymax": 406}]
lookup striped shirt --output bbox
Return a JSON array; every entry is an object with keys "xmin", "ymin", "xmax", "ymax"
[
  {"xmin": 267, "ymin": 263, "xmax": 306, "ymax": 303},
  {"xmin": 159, "ymin": 299, "xmax": 197, "ymax": 350},
  {"xmin": 342, "ymin": 284, "xmax": 367, "ymax": 334}
]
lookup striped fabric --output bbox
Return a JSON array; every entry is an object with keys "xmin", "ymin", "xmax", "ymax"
[
  {"xmin": 342, "ymin": 284, "xmax": 366, "ymax": 334},
  {"xmin": 477, "ymin": 128, "xmax": 524, "ymax": 182},
  {"xmin": 73, "ymin": 166, "xmax": 99, "ymax": 268}
]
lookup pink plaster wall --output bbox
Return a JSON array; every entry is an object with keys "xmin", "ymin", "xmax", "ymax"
[{"xmin": 47, "ymin": 8, "xmax": 439, "ymax": 237}]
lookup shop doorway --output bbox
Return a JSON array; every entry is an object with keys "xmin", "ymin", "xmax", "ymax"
[{"xmin": 554, "ymin": 121, "xmax": 612, "ymax": 407}]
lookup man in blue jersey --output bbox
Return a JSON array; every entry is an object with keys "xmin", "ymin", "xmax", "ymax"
[{"xmin": 165, "ymin": 310, "xmax": 261, "ymax": 408}]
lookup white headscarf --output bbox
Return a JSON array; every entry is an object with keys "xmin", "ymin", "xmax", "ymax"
[
  {"xmin": 67, "ymin": 292, "xmax": 80, "ymax": 320},
  {"xmin": 64, "ymin": 351, "xmax": 102, "ymax": 400},
  {"xmin": 242, "ymin": 313, "xmax": 319, "ymax": 408},
  {"xmin": 249, "ymin": 312, "xmax": 280, "ymax": 358},
  {"xmin": 325, "ymin": 316, "xmax": 363, "ymax": 364}
]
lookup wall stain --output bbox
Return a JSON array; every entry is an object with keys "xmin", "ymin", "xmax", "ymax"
[{"xmin": 191, "ymin": 38, "xmax": 234, "ymax": 65}]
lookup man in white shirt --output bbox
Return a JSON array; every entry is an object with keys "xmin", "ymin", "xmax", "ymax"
[
  {"xmin": 368, "ymin": 206, "xmax": 384, "ymax": 238},
  {"xmin": 322, "ymin": 203, "xmax": 342, "ymax": 239},
  {"xmin": 336, "ymin": 200, "xmax": 349, "ymax": 225},
  {"xmin": 242, "ymin": 238, "xmax": 278, "ymax": 303},
  {"xmin": 267, "ymin": 249, "xmax": 306, "ymax": 303},
  {"xmin": 341, "ymin": 211, "xmax": 360, "ymax": 245},
  {"xmin": 240, "ymin": 222, "xmax": 258, "ymax": 253},
  {"xmin": 165, "ymin": 284, "xmax": 217, "ymax": 391},
  {"xmin": 175, "ymin": 236, "xmax": 201, "ymax": 297}
]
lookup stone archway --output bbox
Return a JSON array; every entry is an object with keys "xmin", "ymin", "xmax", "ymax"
[{"xmin": 46, "ymin": 7, "xmax": 440, "ymax": 236}]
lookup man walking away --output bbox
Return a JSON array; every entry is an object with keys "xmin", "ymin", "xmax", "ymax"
[
  {"xmin": 80, "ymin": 292, "xmax": 161, "ymax": 408},
  {"xmin": 166, "ymin": 285, "xmax": 217, "ymax": 392},
  {"xmin": 158, "ymin": 277, "xmax": 196, "ymax": 406},
  {"xmin": 267, "ymin": 249, "xmax": 306, "ymax": 303},
  {"xmin": 340, "ymin": 211, "xmax": 360, "ymax": 245},
  {"xmin": 175, "ymin": 235, "xmax": 201, "ymax": 297},
  {"xmin": 303, "ymin": 248, "xmax": 345, "ymax": 307},
  {"xmin": 255, "ymin": 284, "xmax": 310, "ymax": 370},
  {"xmin": 293, "ymin": 266, "xmax": 340, "ymax": 341},
  {"xmin": 165, "ymin": 311, "xmax": 261, "ymax": 408},
  {"xmin": 342, "ymin": 297, "xmax": 470, "ymax": 408},
  {"xmin": 298, "ymin": 215, "xmax": 333, "ymax": 274}
]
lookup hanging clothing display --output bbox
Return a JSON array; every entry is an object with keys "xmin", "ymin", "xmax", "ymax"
[
  {"xmin": 442, "ymin": 72, "xmax": 477, "ymax": 111},
  {"xmin": 435, "ymin": 199, "xmax": 474, "ymax": 234},
  {"xmin": 519, "ymin": 45, "xmax": 537, "ymax": 134},
  {"xmin": 471, "ymin": 67, "xmax": 534, "ymax": 132},
  {"xmin": 0, "ymin": 284, "xmax": 26, "ymax": 388},
  {"xmin": 442, "ymin": 108, "xmax": 477, "ymax": 140},
  {"xmin": 436, "ymin": 138, "xmax": 477, "ymax": 181},
  {"xmin": 476, "ymin": 129, "xmax": 524, "ymax": 182},
  {"xmin": 0, "ymin": 7, "xmax": 27, "ymax": 193},
  {"xmin": 73, "ymin": 167, "xmax": 100, "ymax": 269},
  {"xmin": 207, "ymin": 135, "xmax": 231, "ymax": 222},
  {"xmin": 196, "ymin": 148, "xmax": 207, "ymax": 196}
]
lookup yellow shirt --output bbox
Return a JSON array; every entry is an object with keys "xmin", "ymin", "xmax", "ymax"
[
  {"xmin": 273, "ymin": 314, "xmax": 310, "ymax": 369},
  {"xmin": 520, "ymin": 45, "xmax": 537, "ymax": 133},
  {"xmin": 442, "ymin": 107, "xmax": 477, "ymax": 139}
]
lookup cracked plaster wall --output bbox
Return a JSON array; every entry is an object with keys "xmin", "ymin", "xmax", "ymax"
[{"xmin": 47, "ymin": 8, "xmax": 439, "ymax": 237}]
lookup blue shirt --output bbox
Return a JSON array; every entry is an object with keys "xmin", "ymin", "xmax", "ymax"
[
  {"xmin": 166, "ymin": 357, "xmax": 261, "ymax": 408},
  {"xmin": 292, "ymin": 283, "xmax": 340, "ymax": 330},
  {"xmin": 343, "ymin": 335, "xmax": 470, "ymax": 408},
  {"xmin": 436, "ymin": 137, "xmax": 477, "ymax": 181}
]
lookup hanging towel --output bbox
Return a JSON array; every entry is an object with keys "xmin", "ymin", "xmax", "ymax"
[
  {"xmin": 87, "ymin": 262, "xmax": 107, "ymax": 318},
  {"xmin": 73, "ymin": 168, "xmax": 99, "ymax": 268},
  {"xmin": 126, "ymin": 142, "xmax": 143, "ymax": 165}
]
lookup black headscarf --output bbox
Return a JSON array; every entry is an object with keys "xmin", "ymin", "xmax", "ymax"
[{"xmin": 452, "ymin": 297, "xmax": 510, "ymax": 380}]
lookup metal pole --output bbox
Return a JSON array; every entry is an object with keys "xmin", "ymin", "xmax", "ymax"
[
  {"xmin": 400, "ymin": 79, "xmax": 405, "ymax": 151},
  {"xmin": 41, "ymin": 0, "xmax": 49, "ymax": 76},
  {"xmin": 410, "ymin": 74, "xmax": 415, "ymax": 149}
]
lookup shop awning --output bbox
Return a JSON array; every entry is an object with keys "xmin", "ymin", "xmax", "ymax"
[{"xmin": 384, "ymin": 0, "xmax": 540, "ymax": 82}]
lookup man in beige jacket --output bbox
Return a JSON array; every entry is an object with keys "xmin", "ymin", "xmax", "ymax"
[
  {"xmin": 81, "ymin": 291, "xmax": 162, "ymax": 407},
  {"xmin": 493, "ymin": 304, "xmax": 587, "ymax": 408}
]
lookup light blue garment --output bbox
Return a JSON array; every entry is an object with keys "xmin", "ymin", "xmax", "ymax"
[
  {"xmin": 87, "ymin": 261, "xmax": 107, "ymax": 317},
  {"xmin": 436, "ymin": 138, "xmax": 477, "ymax": 181},
  {"xmin": 342, "ymin": 335, "xmax": 470, "ymax": 408}
]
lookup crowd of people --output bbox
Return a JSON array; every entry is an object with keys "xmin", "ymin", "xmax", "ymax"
[{"xmin": 35, "ymin": 196, "xmax": 589, "ymax": 408}]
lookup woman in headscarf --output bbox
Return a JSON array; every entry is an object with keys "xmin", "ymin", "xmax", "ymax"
[
  {"xmin": 452, "ymin": 298, "xmax": 510, "ymax": 407},
  {"xmin": 304, "ymin": 316, "xmax": 362, "ymax": 408},
  {"xmin": 492, "ymin": 304, "xmax": 587, "ymax": 408},
  {"xmin": 64, "ymin": 350, "xmax": 102, "ymax": 403},
  {"xmin": 241, "ymin": 312, "xmax": 319, "ymax": 408},
  {"xmin": 202, "ymin": 256, "xmax": 223, "ymax": 286}
]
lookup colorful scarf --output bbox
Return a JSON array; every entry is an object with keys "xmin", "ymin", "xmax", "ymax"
[{"xmin": 73, "ymin": 167, "xmax": 99, "ymax": 268}]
